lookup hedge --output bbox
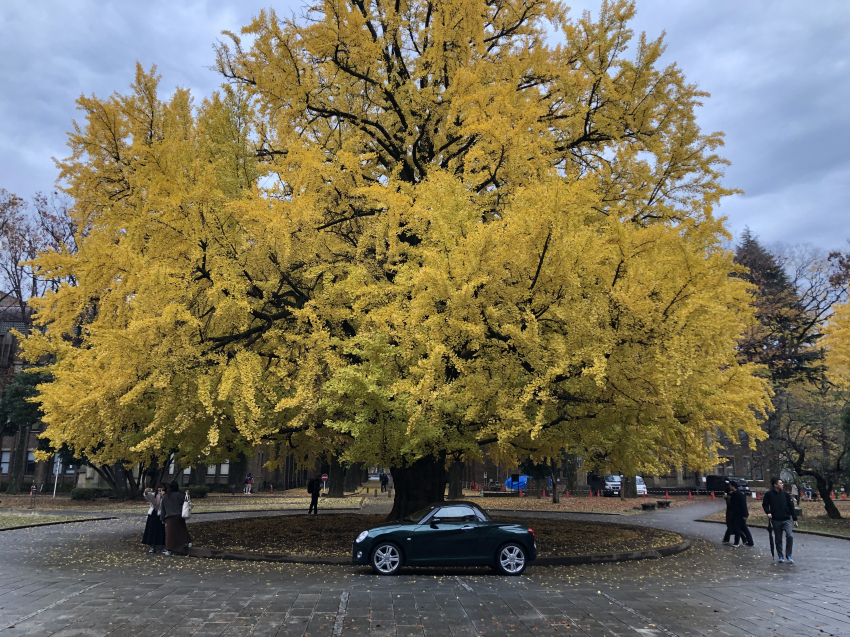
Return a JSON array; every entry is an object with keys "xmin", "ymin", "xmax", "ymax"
[
  {"xmin": 70, "ymin": 487, "xmax": 112, "ymax": 500},
  {"xmin": 185, "ymin": 485, "xmax": 209, "ymax": 499}
]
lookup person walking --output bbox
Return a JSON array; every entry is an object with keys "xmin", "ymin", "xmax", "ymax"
[
  {"xmin": 307, "ymin": 473, "xmax": 321, "ymax": 515},
  {"xmin": 160, "ymin": 481, "xmax": 192, "ymax": 556},
  {"xmin": 722, "ymin": 484, "xmax": 734, "ymax": 545},
  {"xmin": 762, "ymin": 477, "xmax": 798, "ymax": 563},
  {"xmin": 142, "ymin": 483, "xmax": 166, "ymax": 554},
  {"xmin": 727, "ymin": 481, "xmax": 753, "ymax": 547}
]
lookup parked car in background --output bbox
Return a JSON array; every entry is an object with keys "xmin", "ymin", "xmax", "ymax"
[
  {"xmin": 352, "ymin": 501, "xmax": 537, "ymax": 575},
  {"xmin": 704, "ymin": 475, "xmax": 750, "ymax": 494},
  {"xmin": 603, "ymin": 475, "xmax": 647, "ymax": 497}
]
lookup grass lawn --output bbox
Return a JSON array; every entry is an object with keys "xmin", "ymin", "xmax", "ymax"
[
  {"xmin": 0, "ymin": 513, "xmax": 86, "ymax": 529},
  {"xmin": 0, "ymin": 493, "xmax": 363, "ymax": 513},
  {"xmin": 701, "ymin": 500, "xmax": 850, "ymax": 537},
  {"xmin": 474, "ymin": 494, "xmax": 702, "ymax": 514},
  {"xmin": 187, "ymin": 513, "xmax": 684, "ymax": 557}
]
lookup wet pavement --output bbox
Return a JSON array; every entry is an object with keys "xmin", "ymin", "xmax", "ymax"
[{"xmin": 0, "ymin": 501, "xmax": 846, "ymax": 636}]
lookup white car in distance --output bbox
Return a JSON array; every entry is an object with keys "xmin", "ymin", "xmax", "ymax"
[{"xmin": 603, "ymin": 475, "xmax": 647, "ymax": 497}]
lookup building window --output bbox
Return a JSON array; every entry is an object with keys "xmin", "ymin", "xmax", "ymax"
[
  {"xmin": 168, "ymin": 462, "xmax": 175, "ymax": 475},
  {"xmin": 742, "ymin": 457, "xmax": 752, "ymax": 480},
  {"xmin": 65, "ymin": 462, "xmax": 75, "ymax": 474},
  {"xmin": 219, "ymin": 460, "xmax": 229, "ymax": 476},
  {"xmin": 723, "ymin": 460, "xmax": 735, "ymax": 476},
  {"xmin": 183, "ymin": 466, "xmax": 191, "ymax": 476},
  {"xmin": 1, "ymin": 451, "xmax": 9, "ymax": 474},
  {"xmin": 753, "ymin": 462, "xmax": 763, "ymax": 481},
  {"xmin": 25, "ymin": 452, "xmax": 36, "ymax": 475}
]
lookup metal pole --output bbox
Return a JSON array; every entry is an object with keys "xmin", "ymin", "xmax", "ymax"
[{"xmin": 52, "ymin": 455, "xmax": 60, "ymax": 498}]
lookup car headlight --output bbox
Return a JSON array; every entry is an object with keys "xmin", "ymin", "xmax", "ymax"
[{"xmin": 355, "ymin": 531, "xmax": 369, "ymax": 543}]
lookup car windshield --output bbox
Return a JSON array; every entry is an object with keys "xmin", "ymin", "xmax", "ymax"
[
  {"xmin": 636, "ymin": 477, "xmax": 645, "ymax": 485},
  {"xmin": 604, "ymin": 475, "xmax": 621, "ymax": 482},
  {"xmin": 402, "ymin": 505, "xmax": 434, "ymax": 523}
]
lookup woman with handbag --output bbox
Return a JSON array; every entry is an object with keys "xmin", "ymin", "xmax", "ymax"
[
  {"xmin": 159, "ymin": 481, "xmax": 192, "ymax": 556},
  {"xmin": 141, "ymin": 483, "xmax": 166, "ymax": 553}
]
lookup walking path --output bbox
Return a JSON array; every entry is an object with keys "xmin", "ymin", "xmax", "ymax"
[{"xmin": 0, "ymin": 501, "xmax": 845, "ymax": 636}]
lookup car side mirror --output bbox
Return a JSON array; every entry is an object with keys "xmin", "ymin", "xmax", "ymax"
[{"xmin": 430, "ymin": 518, "xmax": 440, "ymax": 528}]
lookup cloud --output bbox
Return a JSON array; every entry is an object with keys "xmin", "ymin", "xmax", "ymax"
[{"xmin": 1, "ymin": 0, "xmax": 847, "ymax": 249}]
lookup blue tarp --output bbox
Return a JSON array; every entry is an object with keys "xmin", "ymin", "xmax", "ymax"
[{"xmin": 504, "ymin": 475, "xmax": 529, "ymax": 490}]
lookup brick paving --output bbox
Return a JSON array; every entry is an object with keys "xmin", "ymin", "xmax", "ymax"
[{"xmin": 0, "ymin": 502, "xmax": 846, "ymax": 636}]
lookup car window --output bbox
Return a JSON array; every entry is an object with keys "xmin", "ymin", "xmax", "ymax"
[
  {"xmin": 636, "ymin": 477, "xmax": 645, "ymax": 485},
  {"xmin": 403, "ymin": 505, "xmax": 435, "ymax": 523},
  {"xmin": 473, "ymin": 507, "xmax": 491, "ymax": 522},
  {"xmin": 435, "ymin": 505, "xmax": 477, "ymax": 522}
]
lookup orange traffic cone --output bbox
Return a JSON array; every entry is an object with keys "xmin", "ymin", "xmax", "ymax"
[
  {"xmin": 711, "ymin": 491, "xmax": 715, "ymax": 500},
  {"xmin": 519, "ymin": 489, "xmax": 524, "ymax": 498},
  {"xmin": 542, "ymin": 488, "xmax": 547, "ymax": 498},
  {"xmin": 688, "ymin": 491, "xmax": 692, "ymax": 499},
  {"xmin": 643, "ymin": 491, "xmax": 647, "ymax": 499},
  {"xmin": 843, "ymin": 492, "xmax": 847, "ymax": 501},
  {"xmin": 756, "ymin": 491, "xmax": 761, "ymax": 500},
  {"xmin": 665, "ymin": 491, "xmax": 669, "ymax": 500},
  {"xmin": 566, "ymin": 490, "xmax": 570, "ymax": 498},
  {"xmin": 501, "ymin": 484, "xmax": 505, "ymax": 493}
]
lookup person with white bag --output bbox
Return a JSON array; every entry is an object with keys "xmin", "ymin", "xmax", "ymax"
[
  {"xmin": 159, "ymin": 481, "xmax": 193, "ymax": 556},
  {"xmin": 141, "ymin": 483, "xmax": 166, "ymax": 554}
]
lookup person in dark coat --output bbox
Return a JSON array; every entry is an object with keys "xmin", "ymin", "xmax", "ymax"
[
  {"xmin": 727, "ymin": 481, "xmax": 753, "ymax": 547},
  {"xmin": 307, "ymin": 473, "xmax": 321, "ymax": 515},
  {"xmin": 722, "ymin": 483, "xmax": 734, "ymax": 544},
  {"xmin": 159, "ymin": 481, "xmax": 192, "ymax": 555},
  {"xmin": 762, "ymin": 477, "xmax": 798, "ymax": 563},
  {"xmin": 142, "ymin": 483, "xmax": 166, "ymax": 553}
]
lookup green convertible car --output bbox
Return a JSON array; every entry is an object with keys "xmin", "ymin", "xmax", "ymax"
[{"xmin": 352, "ymin": 501, "xmax": 537, "ymax": 575}]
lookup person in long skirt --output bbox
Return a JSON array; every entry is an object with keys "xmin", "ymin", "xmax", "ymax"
[
  {"xmin": 142, "ymin": 483, "xmax": 166, "ymax": 553},
  {"xmin": 159, "ymin": 481, "xmax": 192, "ymax": 556}
]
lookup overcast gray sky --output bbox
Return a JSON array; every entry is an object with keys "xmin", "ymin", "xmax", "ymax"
[{"xmin": 1, "ymin": 1, "xmax": 848, "ymax": 249}]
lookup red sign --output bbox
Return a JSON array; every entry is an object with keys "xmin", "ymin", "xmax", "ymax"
[{"xmin": 321, "ymin": 473, "xmax": 328, "ymax": 481}]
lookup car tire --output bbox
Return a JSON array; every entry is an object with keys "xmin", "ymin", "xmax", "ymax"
[
  {"xmin": 370, "ymin": 542, "xmax": 402, "ymax": 575},
  {"xmin": 494, "ymin": 543, "xmax": 527, "ymax": 575}
]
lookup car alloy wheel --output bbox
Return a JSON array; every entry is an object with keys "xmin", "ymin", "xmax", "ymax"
[
  {"xmin": 371, "ymin": 542, "xmax": 402, "ymax": 575},
  {"xmin": 496, "ymin": 543, "xmax": 527, "ymax": 575}
]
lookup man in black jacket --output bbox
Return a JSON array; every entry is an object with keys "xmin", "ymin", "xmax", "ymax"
[
  {"xmin": 307, "ymin": 473, "xmax": 321, "ymax": 515},
  {"xmin": 762, "ymin": 477, "xmax": 798, "ymax": 563},
  {"xmin": 727, "ymin": 481, "xmax": 753, "ymax": 547}
]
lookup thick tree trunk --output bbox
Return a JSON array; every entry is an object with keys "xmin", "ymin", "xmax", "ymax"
[
  {"xmin": 6, "ymin": 424, "xmax": 30, "ymax": 494},
  {"xmin": 328, "ymin": 455, "xmax": 345, "ymax": 497},
  {"xmin": 388, "ymin": 453, "xmax": 446, "ymax": 521},
  {"xmin": 447, "ymin": 460, "xmax": 463, "ymax": 500},
  {"xmin": 621, "ymin": 475, "xmax": 638, "ymax": 499},
  {"xmin": 817, "ymin": 482, "xmax": 841, "ymax": 519},
  {"xmin": 229, "ymin": 452, "xmax": 248, "ymax": 490},
  {"xmin": 344, "ymin": 462, "xmax": 362, "ymax": 492},
  {"xmin": 550, "ymin": 467, "xmax": 560, "ymax": 504},
  {"xmin": 564, "ymin": 455, "xmax": 578, "ymax": 494}
]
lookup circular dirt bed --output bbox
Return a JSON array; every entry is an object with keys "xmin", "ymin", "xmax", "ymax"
[{"xmin": 189, "ymin": 514, "xmax": 683, "ymax": 558}]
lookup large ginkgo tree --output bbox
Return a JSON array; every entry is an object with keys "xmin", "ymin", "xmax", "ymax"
[{"xmin": 24, "ymin": 0, "xmax": 770, "ymax": 518}]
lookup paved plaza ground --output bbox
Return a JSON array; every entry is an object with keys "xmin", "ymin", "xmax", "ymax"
[{"xmin": 0, "ymin": 500, "xmax": 846, "ymax": 637}]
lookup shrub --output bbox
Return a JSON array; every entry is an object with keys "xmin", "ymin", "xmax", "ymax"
[
  {"xmin": 70, "ymin": 487, "xmax": 112, "ymax": 500},
  {"xmin": 186, "ymin": 485, "xmax": 209, "ymax": 499}
]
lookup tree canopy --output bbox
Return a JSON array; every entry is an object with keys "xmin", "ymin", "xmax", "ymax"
[{"xmin": 22, "ymin": 0, "xmax": 771, "ymax": 517}]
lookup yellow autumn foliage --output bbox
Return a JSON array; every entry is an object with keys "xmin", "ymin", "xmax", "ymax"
[{"xmin": 23, "ymin": 0, "xmax": 770, "ymax": 478}]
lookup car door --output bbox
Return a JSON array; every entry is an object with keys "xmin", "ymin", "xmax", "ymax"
[{"xmin": 412, "ymin": 505, "xmax": 485, "ymax": 564}]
